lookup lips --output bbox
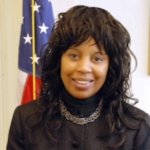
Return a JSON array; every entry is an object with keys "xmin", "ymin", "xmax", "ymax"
[
  {"xmin": 72, "ymin": 78, "xmax": 94, "ymax": 90},
  {"xmin": 74, "ymin": 79, "xmax": 92, "ymax": 84}
]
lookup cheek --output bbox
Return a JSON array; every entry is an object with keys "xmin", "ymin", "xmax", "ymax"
[
  {"xmin": 95, "ymin": 65, "xmax": 109, "ymax": 82},
  {"xmin": 61, "ymin": 57, "xmax": 77, "ymax": 75},
  {"xmin": 61, "ymin": 60, "xmax": 70, "ymax": 76},
  {"xmin": 60, "ymin": 57, "xmax": 73, "ymax": 83}
]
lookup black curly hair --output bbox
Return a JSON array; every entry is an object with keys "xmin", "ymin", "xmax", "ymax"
[{"xmin": 27, "ymin": 5, "xmax": 140, "ymax": 148}]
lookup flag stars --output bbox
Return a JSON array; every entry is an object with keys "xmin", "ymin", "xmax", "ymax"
[
  {"xmin": 33, "ymin": 2, "xmax": 41, "ymax": 12},
  {"xmin": 30, "ymin": 54, "xmax": 40, "ymax": 64},
  {"xmin": 48, "ymin": 0, "xmax": 51, "ymax": 2},
  {"xmin": 38, "ymin": 23, "xmax": 49, "ymax": 34},
  {"xmin": 23, "ymin": 33, "xmax": 32, "ymax": 44}
]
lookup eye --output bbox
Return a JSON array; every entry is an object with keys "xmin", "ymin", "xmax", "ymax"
[
  {"xmin": 93, "ymin": 55, "xmax": 104, "ymax": 63},
  {"xmin": 69, "ymin": 53, "xmax": 79, "ymax": 60}
]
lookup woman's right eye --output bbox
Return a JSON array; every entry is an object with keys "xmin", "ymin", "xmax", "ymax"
[{"xmin": 68, "ymin": 53, "xmax": 79, "ymax": 60}]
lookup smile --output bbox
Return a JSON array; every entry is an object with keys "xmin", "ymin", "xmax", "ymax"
[
  {"xmin": 72, "ymin": 78, "xmax": 94, "ymax": 90},
  {"xmin": 74, "ymin": 80, "xmax": 92, "ymax": 85}
]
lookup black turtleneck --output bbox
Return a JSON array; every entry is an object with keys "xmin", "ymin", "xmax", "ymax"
[{"xmin": 61, "ymin": 89, "xmax": 101, "ymax": 117}]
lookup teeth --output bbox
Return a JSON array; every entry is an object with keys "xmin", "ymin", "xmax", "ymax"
[{"xmin": 75, "ymin": 80, "xmax": 91, "ymax": 84}]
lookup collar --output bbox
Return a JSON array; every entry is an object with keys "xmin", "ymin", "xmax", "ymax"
[{"xmin": 61, "ymin": 89, "xmax": 101, "ymax": 117}]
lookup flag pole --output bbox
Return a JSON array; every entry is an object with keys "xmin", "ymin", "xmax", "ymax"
[{"xmin": 31, "ymin": 0, "xmax": 36, "ymax": 100}]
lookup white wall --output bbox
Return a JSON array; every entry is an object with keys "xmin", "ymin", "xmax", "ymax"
[
  {"xmin": 0, "ymin": 0, "xmax": 149, "ymax": 149},
  {"xmin": 0, "ymin": 0, "xmax": 22, "ymax": 149}
]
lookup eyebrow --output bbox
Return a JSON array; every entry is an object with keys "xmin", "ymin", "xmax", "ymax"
[{"xmin": 69, "ymin": 47, "xmax": 107, "ymax": 56}]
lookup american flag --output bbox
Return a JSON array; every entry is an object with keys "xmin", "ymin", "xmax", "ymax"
[{"xmin": 18, "ymin": 0, "xmax": 54, "ymax": 104}]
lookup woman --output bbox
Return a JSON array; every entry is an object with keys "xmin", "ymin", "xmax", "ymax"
[{"xmin": 7, "ymin": 5, "xmax": 150, "ymax": 150}]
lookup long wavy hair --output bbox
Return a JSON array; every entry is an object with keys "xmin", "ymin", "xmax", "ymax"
[{"xmin": 27, "ymin": 5, "xmax": 141, "ymax": 148}]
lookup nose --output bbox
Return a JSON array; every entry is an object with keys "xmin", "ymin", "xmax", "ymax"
[{"xmin": 77, "ymin": 58, "xmax": 92, "ymax": 73}]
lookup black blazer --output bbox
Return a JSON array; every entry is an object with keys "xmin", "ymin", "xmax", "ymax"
[{"xmin": 7, "ymin": 100, "xmax": 150, "ymax": 150}]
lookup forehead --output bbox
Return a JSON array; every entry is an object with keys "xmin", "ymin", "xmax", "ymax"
[{"xmin": 69, "ymin": 38, "xmax": 106, "ymax": 54}]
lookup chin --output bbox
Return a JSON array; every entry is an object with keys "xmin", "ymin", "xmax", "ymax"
[{"xmin": 72, "ymin": 94, "xmax": 94, "ymax": 100}]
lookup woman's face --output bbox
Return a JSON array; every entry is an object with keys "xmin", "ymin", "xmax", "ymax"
[{"xmin": 60, "ymin": 38, "xmax": 109, "ymax": 99}]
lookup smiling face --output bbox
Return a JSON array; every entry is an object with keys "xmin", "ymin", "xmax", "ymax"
[{"xmin": 60, "ymin": 38, "xmax": 109, "ymax": 99}]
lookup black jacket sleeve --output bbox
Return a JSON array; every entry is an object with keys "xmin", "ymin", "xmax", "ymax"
[
  {"xmin": 7, "ymin": 107, "xmax": 25, "ymax": 150},
  {"xmin": 135, "ymin": 114, "xmax": 150, "ymax": 150}
]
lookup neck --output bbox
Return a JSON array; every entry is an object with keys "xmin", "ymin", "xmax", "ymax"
[{"xmin": 61, "ymin": 89, "xmax": 101, "ymax": 117}]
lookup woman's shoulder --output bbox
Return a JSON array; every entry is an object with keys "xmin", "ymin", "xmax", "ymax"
[
  {"xmin": 123, "ymin": 102, "xmax": 150, "ymax": 128},
  {"xmin": 121, "ymin": 103, "xmax": 150, "ymax": 148},
  {"xmin": 13, "ymin": 100, "xmax": 41, "ymax": 120},
  {"xmin": 17, "ymin": 100, "xmax": 40, "ymax": 110}
]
